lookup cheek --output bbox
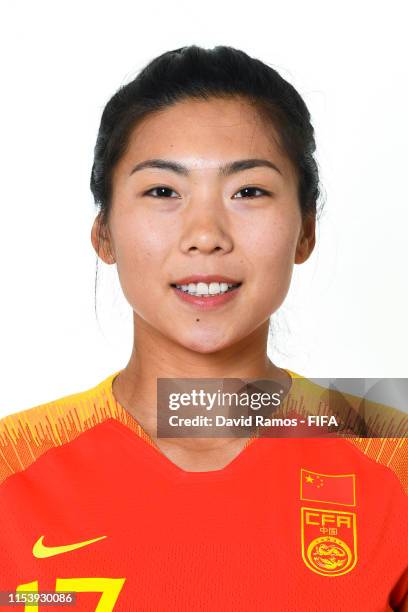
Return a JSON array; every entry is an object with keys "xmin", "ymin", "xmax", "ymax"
[
  {"xmin": 242, "ymin": 215, "xmax": 299, "ymax": 305},
  {"xmin": 111, "ymin": 216, "xmax": 168, "ymax": 301},
  {"xmin": 236, "ymin": 215, "xmax": 299, "ymax": 321}
]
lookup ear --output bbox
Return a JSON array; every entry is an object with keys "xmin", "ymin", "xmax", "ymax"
[
  {"xmin": 295, "ymin": 213, "xmax": 316, "ymax": 264},
  {"xmin": 91, "ymin": 214, "xmax": 116, "ymax": 264}
]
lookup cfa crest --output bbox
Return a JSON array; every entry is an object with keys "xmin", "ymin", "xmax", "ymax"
[{"xmin": 301, "ymin": 507, "xmax": 357, "ymax": 577}]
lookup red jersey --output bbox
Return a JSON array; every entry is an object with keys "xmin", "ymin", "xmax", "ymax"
[{"xmin": 0, "ymin": 370, "xmax": 407, "ymax": 611}]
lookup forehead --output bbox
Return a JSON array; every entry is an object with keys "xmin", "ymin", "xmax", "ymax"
[{"xmin": 118, "ymin": 97, "xmax": 294, "ymax": 177}]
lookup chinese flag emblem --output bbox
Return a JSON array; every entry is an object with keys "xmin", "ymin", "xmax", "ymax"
[{"xmin": 300, "ymin": 469, "xmax": 356, "ymax": 506}]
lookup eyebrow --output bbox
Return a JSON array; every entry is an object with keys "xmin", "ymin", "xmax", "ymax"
[{"xmin": 129, "ymin": 158, "xmax": 282, "ymax": 177}]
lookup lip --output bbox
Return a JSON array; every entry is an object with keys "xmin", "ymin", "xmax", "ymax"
[
  {"xmin": 171, "ymin": 274, "xmax": 241, "ymax": 285},
  {"xmin": 171, "ymin": 284, "xmax": 242, "ymax": 310}
]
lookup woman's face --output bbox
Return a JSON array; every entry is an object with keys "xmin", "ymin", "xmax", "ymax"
[{"xmin": 93, "ymin": 96, "xmax": 315, "ymax": 353}]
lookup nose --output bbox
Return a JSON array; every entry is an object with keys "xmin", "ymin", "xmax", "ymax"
[{"xmin": 178, "ymin": 197, "xmax": 233, "ymax": 255}]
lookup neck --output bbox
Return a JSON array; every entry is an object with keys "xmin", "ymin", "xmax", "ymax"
[{"xmin": 112, "ymin": 314, "xmax": 290, "ymax": 452}]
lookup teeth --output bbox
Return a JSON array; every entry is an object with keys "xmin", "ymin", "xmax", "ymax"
[
  {"xmin": 175, "ymin": 281, "xmax": 238, "ymax": 296},
  {"xmin": 194, "ymin": 282, "xmax": 208, "ymax": 295}
]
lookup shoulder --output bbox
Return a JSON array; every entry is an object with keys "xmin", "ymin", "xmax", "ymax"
[
  {"xmin": 286, "ymin": 370, "xmax": 408, "ymax": 496},
  {"xmin": 0, "ymin": 371, "xmax": 122, "ymax": 486},
  {"xmin": 345, "ymin": 436, "xmax": 408, "ymax": 496}
]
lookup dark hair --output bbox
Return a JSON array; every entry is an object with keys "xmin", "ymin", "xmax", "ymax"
[{"xmin": 90, "ymin": 45, "xmax": 322, "ymax": 317}]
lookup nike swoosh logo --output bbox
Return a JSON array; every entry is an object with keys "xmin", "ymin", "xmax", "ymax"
[{"xmin": 33, "ymin": 534, "xmax": 107, "ymax": 558}]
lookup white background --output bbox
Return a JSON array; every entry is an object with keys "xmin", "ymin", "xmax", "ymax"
[{"xmin": 1, "ymin": 1, "xmax": 407, "ymax": 416}]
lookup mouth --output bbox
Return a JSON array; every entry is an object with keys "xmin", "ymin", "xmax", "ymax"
[{"xmin": 169, "ymin": 280, "xmax": 243, "ymax": 309}]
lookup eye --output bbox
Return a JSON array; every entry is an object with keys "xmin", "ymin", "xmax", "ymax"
[
  {"xmin": 233, "ymin": 186, "xmax": 271, "ymax": 199},
  {"xmin": 143, "ymin": 186, "xmax": 180, "ymax": 198}
]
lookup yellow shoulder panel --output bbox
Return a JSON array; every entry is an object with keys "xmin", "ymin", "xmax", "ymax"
[
  {"xmin": 286, "ymin": 371, "xmax": 408, "ymax": 495},
  {"xmin": 0, "ymin": 371, "xmax": 148, "ymax": 486}
]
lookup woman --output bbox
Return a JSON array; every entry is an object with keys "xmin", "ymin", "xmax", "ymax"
[{"xmin": 0, "ymin": 45, "xmax": 407, "ymax": 611}]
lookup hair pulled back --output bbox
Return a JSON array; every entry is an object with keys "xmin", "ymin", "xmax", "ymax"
[{"xmin": 90, "ymin": 45, "xmax": 321, "ymax": 229}]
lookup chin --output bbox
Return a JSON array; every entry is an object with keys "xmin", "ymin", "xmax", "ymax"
[{"xmin": 177, "ymin": 332, "xmax": 233, "ymax": 354}]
